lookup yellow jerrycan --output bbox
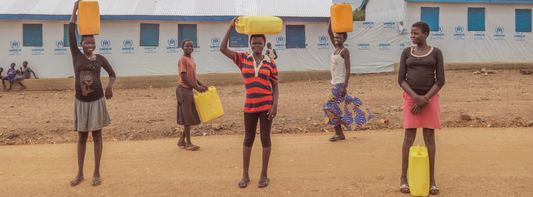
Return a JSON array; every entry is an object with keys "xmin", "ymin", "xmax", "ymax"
[
  {"xmin": 235, "ymin": 16, "xmax": 283, "ymax": 35},
  {"xmin": 330, "ymin": 4, "xmax": 354, "ymax": 33},
  {"xmin": 78, "ymin": 1, "xmax": 100, "ymax": 35},
  {"xmin": 408, "ymin": 145, "xmax": 430, "ymax": 196},
  {"xmin": 194, "ymin": 86, "xmax": 225, "ymax": 123}
]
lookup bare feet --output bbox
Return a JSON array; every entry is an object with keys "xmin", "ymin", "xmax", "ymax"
[
  {"xmin": 20, "ymin": 86, "xmax": 26, "ymax": 91},
  {"xmin": 70, "ymin": 176, "xmax": 84, "ymax": 186},
  {"xmin": 92, "ymin": 175, "xmax": 101, "ymax": 186}
]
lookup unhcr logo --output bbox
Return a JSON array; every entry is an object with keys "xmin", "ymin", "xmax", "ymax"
[
  {"xmin": 123, "ymin": 39, "xmax": 133, "ymax": 47},
  {"xmin": 514, "ymin": 32, "xmax": 525, "ymax": 41},
  {"xmin": 122, "ymin": 39, "xmax": 134, "ymax": 54},
  {"xmin": 210, "ymin": 37, "xmax": 220, "ymax": 48},
  {"xmin": 317, "ymin": 35, "xmax": 329, "ymax": 50},
  {"xmin": 431, "ymin": 26, "xmax": 445, "ymax": 40},
  {"xmin": 275, "ymin": 36, "xmax": 286, "ymax": 50},
  {"xmin": 99, "ymin": 40, "xmax": 112, "ymax": 54},
  {"xmin": 54, "ymin": 40, "xmax": 67, "ymax": 55},
  {"xmin": 56, "ymin": 40, "xmax": 64, "ymax": 48},
  {"xmin": 9, "ymin": 41, "xmax": 21, "ymax": 52},
  {"xmin": 363, "ymin": 22, "xmax": 374, "ymax": 28},
  {"xmin": 494, "ymin": 27, "xmax": 505, "ymax": 40},
  {"xmin": 454, "ymin": 26, "xmax": 465, "ymax": 40},
  {"xmin": 379, "ymin": 43, "xmax": 390, "ymax": 50},
  {"xmin": 210, "ymin": 37, "xmax": 221, "ymax": 52},
  {"xmin": 276, "ymin": 36, "xmax": 285, "ymax": 44},
  {"xmin": 358, "ymin": 43, "xmax": 370, "ymax": 50},
  {"xmin": 383, "ymin": 22, "xmax": 395, "ymax": 28},
  {"xmin": 168, "ymin": 38, "xmax": 177, "ymax": 47}
]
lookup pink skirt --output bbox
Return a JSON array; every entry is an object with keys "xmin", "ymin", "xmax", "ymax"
[{"xmin": 403, "ymin": 92, "xmax": 441, "ymax": 129}]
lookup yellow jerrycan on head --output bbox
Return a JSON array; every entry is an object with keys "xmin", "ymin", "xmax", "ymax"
[
  {"xmin": 78, "ymin": 0, "xmax": 100, "ymax": 35},
  {"xmin": 194, "ymin": 86, "xmax": 225, "ymax": 123},
  {"xmin": 235, "ymin": 16, "xmax": 283, "ymax": 35},
  {"xmin": 330, "ymin": 4, "xmax": 354, "ymax": 33},
  {"xmin": 408, "ymin": 145, "xmax": 430, "ymax": 196}
]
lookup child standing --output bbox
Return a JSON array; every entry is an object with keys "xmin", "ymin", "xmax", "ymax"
[
  {"xmin": 323, "ymin": 20, "xmax": 372, "ymax": 142},
  {"xmin": 265, "ymin": 43, "xmax": 277, "ymax": 60},
  {"xmin": 69, "ymin": 1, "xmax": 116, "ymax": 187},
  {"xmin": 220, "ymin": 17, "xmax": 279, "ymax": 189},
  {"xmin": 176, "ymin": 39, "xmax": 208, "ymax": 151}
]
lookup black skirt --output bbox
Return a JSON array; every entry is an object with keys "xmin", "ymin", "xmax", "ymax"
[{"xmin": 176, "ymin": 85, "xmax": 201, "ymax": 125}]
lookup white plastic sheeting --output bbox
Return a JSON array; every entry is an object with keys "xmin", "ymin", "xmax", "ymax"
[
  {"xmin": 403, "ymin": 2, "xmax": 533, "ymax": 63},
  {"xmin": 0, "ymin": 0, "xmax": 332, "ymax": 17},
  {"xmin": 364, "ymin": 0, "xmax": 405, "ymax": 22}
]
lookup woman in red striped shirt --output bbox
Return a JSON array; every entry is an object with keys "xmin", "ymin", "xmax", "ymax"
[{"xmin": 220, "ymin": 17, "xmax": 279, "ymax": 189}]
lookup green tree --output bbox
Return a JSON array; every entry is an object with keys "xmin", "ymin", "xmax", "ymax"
[{"xmin": 353, "ymin": 6, "xmax": 365, "ymax": 21}]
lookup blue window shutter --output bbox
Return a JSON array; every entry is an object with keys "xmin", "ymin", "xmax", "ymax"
[
  {"xmin": 140, "ymin": 24, "xmax": 160, "ymax": 46},
  {"xmin": 468, "ymin": 8, "xmax": 485, "ymax": 31},
  {"xmin": 286, "ymin": 25, "xmax": 305, "ymax": 49},
  {"xmin": 23, "ymin": 24, "xmax": 43, "ymax": 47},
  {"xmin": 516, "ymin": 9, "xmax": 532, "ymax": 32},
  {"xmin": 229, "ymin": 28, "xmax": 248, "ymax": 47},
  {"xmin": 63, "ymin": 24, "xmax": 82, "ymax": 47},
  {"xmin": 421, "ymin": 7, "xmax": 439, "ymax": 31},
  {"xmin": 178, "ymin": 24, "xmax": 197, "ymax": 48}
]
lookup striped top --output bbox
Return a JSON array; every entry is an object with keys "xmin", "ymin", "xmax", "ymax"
[{"xmin": 234, "ymin": 52, "xmax": 278, "ymax": 113}]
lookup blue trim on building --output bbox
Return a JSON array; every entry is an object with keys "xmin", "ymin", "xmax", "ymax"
[
  {"xmin": 0, "ymin": 14, "xmax": 329, "ymax": 22},
  {"xmin": 362, "ymin": 0, "xmax": 533, "ymax": 10},
  {"xmin": 404, "ymin": 0, "xmax": 533, "ymax": 3}
]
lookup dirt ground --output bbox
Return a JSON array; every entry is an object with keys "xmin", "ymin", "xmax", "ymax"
[
  {"xmin": 0, "ymin": 128, "xmax": 532, "ymax": 196},
  {"xmin": 0, "ymin": 69, "xmax": 532, "ymax": 145}
]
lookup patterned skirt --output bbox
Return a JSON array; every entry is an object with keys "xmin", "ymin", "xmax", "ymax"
[{"xmin": 323, "ymin": 83, "xmax": 373, "ymax": 130}]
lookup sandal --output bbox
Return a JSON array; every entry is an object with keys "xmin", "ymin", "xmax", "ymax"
[
  {"xmin": 186, "ymin": 145, "xmax": 200, "ymax": 151},
  {"xmin": 329, "ymin": 134, "xmax": 346, "ymax": 142},
  {"xmin": 258, "ymin": 178, "xmax": 270, "ymax": 188},
  {"xmin": 238, "ymin": 179, "xmax": 250, "ymax": 188},
  {"xmin": 92, "ymin": 178, "xmax": 102, "ymax": 187},
  {"xmin": 70, "ymin": 177, "xmax": 84, "ymax": 186},
  {"xmin": 429, "ymin": 185, "xmax": 440, "ymax": 195},
  {"xmin": 399, "ymin": 184, "xmax": 410, "ymax": 193}
]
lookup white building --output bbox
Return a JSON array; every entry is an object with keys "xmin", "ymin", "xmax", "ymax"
[
  {"xmin": 0, "ymin": 0, "xmax": 340, "ymax": 78},
  {"xmin": 359, "ymin": 0, "xmax": 533, "ymax": 66}
]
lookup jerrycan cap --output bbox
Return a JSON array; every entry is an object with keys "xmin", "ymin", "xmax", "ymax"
[{"xmin": 417, "ymin": 145, "xmax": 422, "ymax": 155}]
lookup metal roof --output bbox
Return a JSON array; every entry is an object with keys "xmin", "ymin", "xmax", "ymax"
[
  {"xmin": 361, "ymin": 0, "xmax": 533, "ymax": 10},
  {"xmin": 0, "ymin": 0, "xmax": 333, "ymax": 17}
]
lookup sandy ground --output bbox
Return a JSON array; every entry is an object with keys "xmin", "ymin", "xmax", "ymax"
[
  {"xmin": 0, "ymin": 69, "xmax": 532, "ymax": 145},
  {"xmin": 0, "ymin": 128, "xmax": 532, "ymax": 196}
]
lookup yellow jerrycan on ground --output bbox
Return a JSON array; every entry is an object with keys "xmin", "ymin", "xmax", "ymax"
[
  {"xmin": 194, "ymin": 86, "xmax": 225, "ymax": 123},
  {"xmin": 235, "ymin": 16, "xmax": 283, "ymax": 35},
  {"xmin": 330, "ymin": 4, "xmax": 353, "ymax": 33},
  {"xmin": 408, "ymin": 145, "xmax": 430, "ymax": 196},
  {"xmin": 78, "ymin": 1, "xmax": 100, "ymax": 35}
]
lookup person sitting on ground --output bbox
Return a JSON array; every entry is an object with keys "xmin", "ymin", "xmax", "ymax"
[
  {"xmin": 5, "ymin": 63, "xmax": 20, "ymax": 91},
  {"xmin": 14, "ymin": 61, "xmax": 39, "ymax": 91}
]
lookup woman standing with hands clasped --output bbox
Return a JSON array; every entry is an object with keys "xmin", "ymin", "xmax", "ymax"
[{"xmin": 398, "ymin": 21, "xmax": 445, "ymax": 195}]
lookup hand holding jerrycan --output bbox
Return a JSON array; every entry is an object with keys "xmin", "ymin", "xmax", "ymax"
[
  {"xmin": 408, "ymin": 145, "xmax": 430, "ymax": 196},
  {"xmin": 193, "ymin": 86, "xmax": 225, "ymax": 123},
  {"xmin": 330, "ymin": 4, "xmax": 354, "ymax": 33},
  {"xmin": 78, "ymin": 0, "xmax": 100, "ymax": 35}
]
